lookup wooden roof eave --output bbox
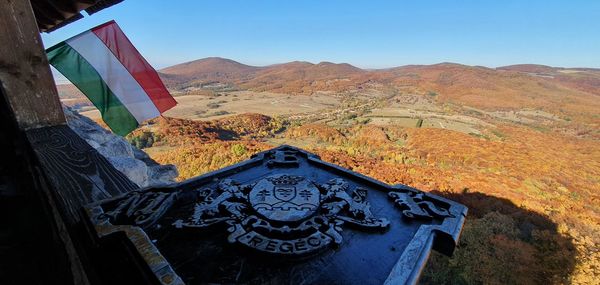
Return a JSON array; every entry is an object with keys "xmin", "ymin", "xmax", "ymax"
[{"xmin": 31, "ymin": 0, "xmax": 124, "ymax": 33}]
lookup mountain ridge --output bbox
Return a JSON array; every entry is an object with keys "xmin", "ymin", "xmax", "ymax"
[
  {"xmin": 58, "ymin": 57, "xmax": 600, "ymax": 123},
  {"xmin": 160, "ymin": 57, "xmax": 600, "ymax": 74},
  {"xmin": 155, "ymin": 57, "xmax": 600, "ymax": 120}
]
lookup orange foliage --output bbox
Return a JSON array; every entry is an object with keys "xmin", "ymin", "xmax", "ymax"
[
  {"xmin": 134, "ymin": 112, "xmax": 599, "ymax": 283},
  {"xmin": 285, "ymin": 123, "xmax": 599, "ymax": 283},
  {"xmin": 286, "ymin": 124, "xmax": 347, "ymax": 144},
  {"xmin": 152, "ymin": 141, "xmax": 271, "ymax": 180}
]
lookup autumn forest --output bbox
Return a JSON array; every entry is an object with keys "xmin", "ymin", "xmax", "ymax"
[{"xmin": 61, "ymin": 58, "xmax": 599, "ymax": 284}]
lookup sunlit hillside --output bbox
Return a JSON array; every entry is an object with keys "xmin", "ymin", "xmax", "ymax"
[{"xmin": 62, "ymin": 58, "xmax": 599, "ymax": 284}]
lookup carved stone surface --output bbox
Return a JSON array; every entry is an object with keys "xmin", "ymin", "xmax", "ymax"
[
  {"xmin": 250, "ymin": 175, "xmax": 319, "ymax": 221},
  {"xmin": 100, "ymin": 190, "xmax": 178, "ymax": 229},
  {"xmin": 85, "ymin": 187, "xmax": 183, "ymax": 285},
  {"xmin": 173, "ymin": 174, "xmax": 389, "ymax": 255},
  {"xmin": 388, "ymin": 191, "xmax": 453, "ymax": 220},
  {"xmin": 63, "ymin": 106, "xmax": 178, "ymax": 187},
  {"xmin": 83, "ymin": 145, "xmax": 467, "ymax": 285},
  {"xmin": 26, "ymin": 125, "xmax": 138, "ymax": 225},
  {"xmin": 266, "ymin": 149, "xmax": 300, "ymax": 168}
]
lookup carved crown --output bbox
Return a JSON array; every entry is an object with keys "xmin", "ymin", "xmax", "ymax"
[{"xmin": 266, "ymin": 175, "xmax": 304, "ymax": 185}]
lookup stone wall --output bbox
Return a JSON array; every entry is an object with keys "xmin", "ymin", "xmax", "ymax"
[{"xmin": 63, "ymin": 107, "xmax": 178, "ymax": 187}]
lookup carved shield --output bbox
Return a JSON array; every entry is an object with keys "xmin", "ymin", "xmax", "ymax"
[
  {"xmin": 84, "ymin": 145, "xmax": 467, "ymax": 284},
  {"xmin": 274, "ymin": 185, "xmax": 296, "ymax": 202},
  {"xmin": 249, "ymin": 174, "xmax": 320, "ymax": 222}
]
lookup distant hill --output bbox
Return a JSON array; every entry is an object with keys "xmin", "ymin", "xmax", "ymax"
[
  {"xmin": 159, "ymin": 57, "xmax": 365, "ymax": 94},
  {"xmin": 57, "ymin": 58, "xmax": 600, "ymax": 123},
  {"xmin": 498, "ymin": 64, "xmax": 600, "ymax": 96},
  {"xmin": 498, "ymin": 64, "xmax": 600, "ymax": 74},
  {"xmin": 160, "ymin": 57, "xmax": 260, "ymax": 81},
  {"xmin": 238, "ymin": 61, "xmax": 365, "ymax": 94},
  {"xmin": 157, "ymin": 58, "xmax": 600, "ymax": 120},
  {"xmin": 385, "ymin": 63, "xmax": 600, "ymax": 117}
]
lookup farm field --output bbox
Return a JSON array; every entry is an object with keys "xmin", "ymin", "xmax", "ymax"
[{"xmin": 76, "ymin": 90, "xmax": 341, "ymax": 121}]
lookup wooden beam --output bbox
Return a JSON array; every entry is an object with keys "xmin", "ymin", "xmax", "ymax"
[
  {"xmin": 0, "ymin": 0, "xmax": 65, "ymax": 130},
  {"xmin": 26, "ymin": 125, "xmax": 139, "ymax": 225}
]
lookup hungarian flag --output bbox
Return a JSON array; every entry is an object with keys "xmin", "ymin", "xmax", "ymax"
[{"xmin": 46, "ymin": 20, "xmax": 176, "ymax": 136}]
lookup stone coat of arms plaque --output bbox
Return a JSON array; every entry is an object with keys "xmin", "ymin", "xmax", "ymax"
[{"xmin": 84, "ymin": 146, "xmax": 467, "ymax": 285}]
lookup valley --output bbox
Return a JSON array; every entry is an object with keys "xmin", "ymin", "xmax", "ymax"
[{"xmin": 56, "ymin": 57, "xmax": 600, "ymax": 284}]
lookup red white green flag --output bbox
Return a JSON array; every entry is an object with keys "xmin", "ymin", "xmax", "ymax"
[{"xmin": 46, "ymin": 20, "xmax": 176, "ymax": 136}]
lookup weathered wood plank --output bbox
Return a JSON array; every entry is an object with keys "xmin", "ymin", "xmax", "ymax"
[
  {"xmin": 26, "ymin": 125, "xmax": 138, "ymax": 224},
  {"xmin": 0, "ymin": 0, "xmax": 65, "ymax": 130}
]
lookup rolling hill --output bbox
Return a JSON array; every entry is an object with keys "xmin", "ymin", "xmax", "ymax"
[
  {"xmin": 57, "ymin": 57, "xmax": 600, "ymax": 283},
  {"xmin": 57, "ymin": 57, "xmax": 600, "ymax": 127},
  {"xmin": 159, "ymin": 57, "xmax": 260, "ymax": 83},
  {"xmin": 157, "ymin": 58, "xmax": 600, "ymax": 122}
]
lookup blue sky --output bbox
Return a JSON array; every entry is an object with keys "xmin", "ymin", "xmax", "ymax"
[{"xmin": 42, "ymin": 0, "xmax": 600, "ymax": 69}]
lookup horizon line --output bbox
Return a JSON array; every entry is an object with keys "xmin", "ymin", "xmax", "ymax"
[
  {"xmin": 157, "ymin": 56, "xmax": 600, "ymax": 71},
  {"xmin": 51, "ymin": 57, "xmax": 600, "ymax": 85}
]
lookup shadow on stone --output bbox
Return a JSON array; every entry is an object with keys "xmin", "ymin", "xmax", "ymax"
[{"xmin": 420, "ymin": 190, "xmax": 577, "ymax": 285}]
